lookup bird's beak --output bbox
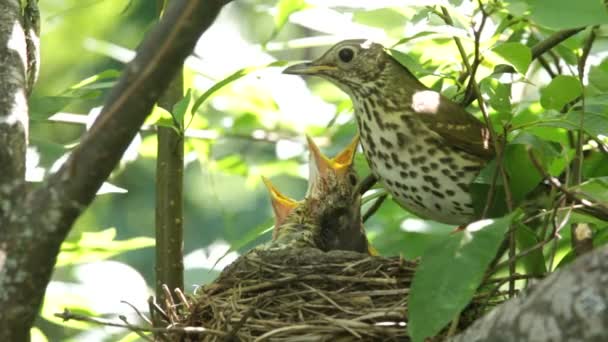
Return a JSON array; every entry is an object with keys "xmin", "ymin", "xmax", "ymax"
[
  {"xmin": 307, "ymin": 134, "xmax": 359, "ymax": 182},
  {"xmin": 283, "ymin": 62, "xmax": 337, "ymax": 75},
  {"xmin": 262, "ymin": 177, "xmax": 298, "ymax": 239}
]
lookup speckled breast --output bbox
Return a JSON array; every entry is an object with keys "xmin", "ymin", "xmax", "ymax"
[{"xmin": 353, "ymin": 97, "xmax": 484, "ymax": 225}]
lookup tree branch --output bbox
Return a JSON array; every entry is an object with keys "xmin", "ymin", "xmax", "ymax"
[
  {"xmin": 155, "ymin": 0, "xmax": 185, "ymax": 321},
  {"xmin": 492, "ymin": 27, "xmax": 585, "ymax": 75},
  {"xmin": 0, "ymin": 0, "xmax": 28, "ymax": 185},
  {"xmin": 0, "ymin": 1, "xmax": 231, "ymax": 340},
  {"xmin": 449, "ymin": 244, "xmax": 608, "ymax": 342},
  {"xmin": 462, "ymin": 27, "xmax": 585, "ymax": 106}
]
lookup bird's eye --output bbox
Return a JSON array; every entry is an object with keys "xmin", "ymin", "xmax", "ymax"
[{"xmin": 338, "ymin": 48, "xmax": 354, "ymax": 63}]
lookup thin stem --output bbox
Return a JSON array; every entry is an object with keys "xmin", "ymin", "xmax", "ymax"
[
  {"xmin": 54, "ymin": 309, "xmax": 226, "ymax": 337},
  {"xmin": 363, "ymin": 194, "xmax": 388, "ymax": 223}
]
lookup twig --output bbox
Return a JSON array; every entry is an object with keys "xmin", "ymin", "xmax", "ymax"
[
  {"xmin": 528, "ymin": 149, "xmax": 608, "ymax": 217},
  {"xmin": 223, "ymin": 293, "xmax": 262, "ymax": 341},
  {"xmin": 468, "ymin": 2, "xmax": 515, "ymax": 297},
  {"xmin": 490, "ymin": 235, "xmax": 555, "ymax": 274},
  {"xmin": 121, "ymin": 300, "xmax": 153, "ymax": 326},
  {"xmin": 492, "ymin": 27, "xmax": 585, "ymax": 76},
  {"xmin": 485, "ymin": 273, "xmax": 543, "ymax": 284},
  {"xmin": 569, "ymin": 27, "xmax": 597, "ymax": 257},
  {"xmin": 440, "ymin": 6, "xmax": 472, "ymax": 75},
  {"xmin": 149, "ymin": 296, "xmax": 171, "ymax": 323},
  {"xmin": 536, "ymin": 55, "xmax": 557, "ymax": 78},
  {"xmin": 162, "ymin": 284, "xmax": 178, "ymax": 323},
  {"xmin": 363, "ymin": 194, "xmax": 387, "ymax": 222},
  {"xmin": 54, "ymin": 308, "xmax": 227, "ymax": 336},
  {"xmin": 174, "ymin": 288, "xmax": 191, "ymax": 310},
  {"xmin": 533, "ymin": 28, "xmax": 586, "ymax": 61},
  {"xmin": 462, "ymin": 1, "xmax": 489, "ymax": 106},
  {"xmin": 354, "ymin": 174, "xmax": 377, "ymax": 197}
]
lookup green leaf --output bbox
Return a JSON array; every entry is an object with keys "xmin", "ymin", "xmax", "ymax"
[
  {"xmin": 527, "ymin": 0, "xmax": 608, "ymax": 29},
  {"xmin": 386, "ymin": 49, "xmax": 435, "ymax": 76},
  {"xmin": 392, "ymin": 31, "xmax": 436, "ymax": 47},
  {"xmin": 273, "ymin": 0, "xmax": 306, "ymax": 33},
  {"xmin": 573, "ymin": 177, "xmax": 608, "ymax": 203},
  {"xmin": 589, "ymin": 58, "xmax": 608, "ymax": 92},
  {"xmin": 69, "ymin": 69, "xmax": 121, "ymax": 90},
  {"xmin": 172, "ymin": 88, "xmax": 192, "ymax": 130},
  {"xmin": 214, "ymin": 154, "xmax": 249, "ymax": 176},
  {"xmin": 471, "ymin": 132, "xmax": 561, "ymax": 217},
  {"xmin": 191, "ymin": 61, "xmax": 289, "ymax": 114},
  {"xmin": 480, "ymin": 77, "xmax": 512, "ymax": 112},
  {"xmin": 409, "ymin": 213, "xmax": 515, "ymax": 342},
  {"xmin": 508, "ymin": 133, "xmax": 561, "ymax": 203},
  {"xmin": 492, "ymin": 42, "xmax": 532, "ymax": 75},
  {"xmin": 353, "ymin": 8, "xmax": 408, "ymax": 36},
  {"xmin": 514, "ymin": 223, "xmax": 547, "ymax": 275},
  {"xmin": 29, "ymin": 96, "xmax": 74, "ymax": 120},
  {"xmin": 232, "ymin": 113, "xmax": 261, "ymax": 133},
  {"xmin": 540, "ymin": 75, "xmax": 582, "ymax": 110},
  {"xmin": 57, "ymin": 228, "xmax": 155, "ymax": 267},
  {"xmin": 525, "ymin": 111, "xmax": 608, "ymax": 138},
  {"xmin": 503, "ymin": 0, "xmax": 529, "ymax": 17},
  {"xmin": 395, "ymin": 218, "xmax": 453, "ymax": 259},
  {"xmin": 470, "ymin": 158, "xmax": 506, "ymax": 218},
  {"xmin": 567, "ymin": 111, "xmax": 608, "ymax": 138},
  {"xmin": 145, "ymin": 104, "xmax": 180, "ymax": 132}
]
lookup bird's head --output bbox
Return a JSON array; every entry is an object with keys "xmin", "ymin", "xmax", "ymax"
[
  {"xmin": 263, "ymin": 135, "xmax": 370, "ymax": 254},
  {"xmin": 283, "ymin": 39, "xmax": 391, "ymax": 95},
  {"xmin": 304, "ymin": 135, "xmax": 367, "ymax": 253}
]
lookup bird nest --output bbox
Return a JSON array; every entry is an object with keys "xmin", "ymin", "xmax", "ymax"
[{"xmin": 173, "ymin": 248, "xmax": 496, "ymax": 341}]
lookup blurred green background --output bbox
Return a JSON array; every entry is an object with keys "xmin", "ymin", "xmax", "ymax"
[{"xmin": 28, "ymin": 0, "xmax": 608, "ymax": 341}]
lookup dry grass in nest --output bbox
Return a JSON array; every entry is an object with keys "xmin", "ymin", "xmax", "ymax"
[{"xmin": 171, "ymin": 248, "xmax": 498, "ymax": 341}]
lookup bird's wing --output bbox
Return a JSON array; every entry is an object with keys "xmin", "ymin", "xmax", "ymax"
[{"xmin": 410, "ymin": 90, "xmax": 495, "ymax": 160}]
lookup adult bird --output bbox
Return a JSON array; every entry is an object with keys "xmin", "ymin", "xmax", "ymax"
[
  {"xmin": 284, "ymin": 39, "xmax": 494, "ymax": 225},
  {"xmin": 262, "ymin": 135, "xmax": 375, "ymax": 254}
]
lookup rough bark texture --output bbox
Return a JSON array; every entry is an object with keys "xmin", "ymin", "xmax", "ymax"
[
  {"xmin": 0, "ymin": 0, "xmax": 28, "ymax": 185},
  {"xmin": 449, "ymin": 244, "xmax": 608, "ymax": 342},
  {"xmin": 0, "ymin": 1, "xmax": 231, "ymax": 341}
]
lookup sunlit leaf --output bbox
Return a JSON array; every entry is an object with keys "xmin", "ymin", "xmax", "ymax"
[
  {"xmin": 145, "ymin": 104, "xmax": 180, "ymax": 132},
  {"xmin": 30, "ymin": 327, "xmax": 48, "ymax": 342},
  {"xmin": 172, "ymin": 88, "xmax": 192, "ymax": 130},
  {"xmin": 57, "ymin": 228, "xmax": 155, "ymax": 267},
  {"xmin": 274, "ymin": 0, "xmax": 306, "ymax": 32},
  {"xmin": 480, "ymin": 77, "xmax": 512, "ymax": 112},
  {"xmin": 69, "ymin": 69, "xmax": 121, "ymax": 90},
  {"xmin": 527, "ymin": 0, "xmax": 608, "ymax": 29},
  {"xmin": 409, "ymin": 213, "xmax": 515, "ymax": 342},
  {"xmin": 492, "ymin": 42, "xmax": 532, "ymax": 75},
  {"xmin": 540, "ymin": 75, "xmax": 582, "ymax": 110},
  {"xmin": 191, "ymin": 61, "xmax": 289, "ymax": 114}
]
